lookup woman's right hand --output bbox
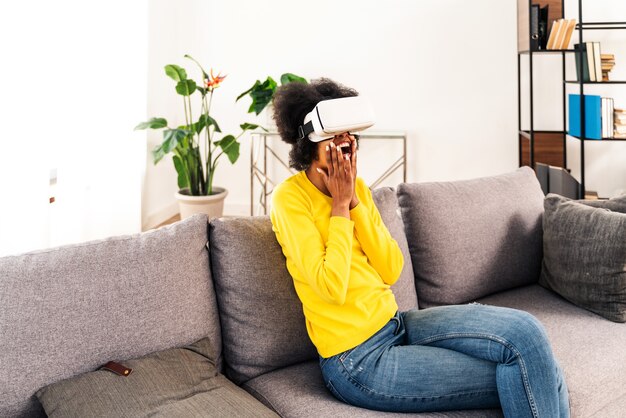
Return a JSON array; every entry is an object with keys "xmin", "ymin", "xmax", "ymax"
[{"xmin": 317, "ymin": 142, "xmax": 354, "ymax": 218}]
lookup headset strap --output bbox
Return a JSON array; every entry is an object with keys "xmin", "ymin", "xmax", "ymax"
[{"xmin": 297, "ymin": 121, "xmax": 314, "ymax": 140}]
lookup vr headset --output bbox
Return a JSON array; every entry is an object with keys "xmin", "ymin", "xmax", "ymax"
[{"xmin": 297, "ymin": 96, "xmax": 375, "ymax": 142}]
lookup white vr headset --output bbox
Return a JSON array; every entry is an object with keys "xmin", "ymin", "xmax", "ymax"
[{"xmin": 297, "ymin": 96, "xmax": 375, "ymax": 142}]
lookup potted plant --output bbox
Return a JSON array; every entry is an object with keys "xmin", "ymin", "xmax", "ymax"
[
  {"xmin": 236, "ymin": 73, "xmax": 307, "ymax": 128},
  {"xmin": 135, "ymin": 55, "xmax": 260, "ymax": 219}
]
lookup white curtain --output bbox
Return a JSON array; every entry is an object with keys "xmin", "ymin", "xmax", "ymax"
[{"xmin": 0, "ymin": 1, "xmax": 147, "ymax": 257}]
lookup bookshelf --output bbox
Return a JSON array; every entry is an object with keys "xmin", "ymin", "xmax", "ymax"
[{"xmin": 517, "ymin": 0, "xmax": 626, "ymax": 197}]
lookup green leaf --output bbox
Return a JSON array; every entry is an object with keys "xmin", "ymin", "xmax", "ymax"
[
  {"xmin": 280, "ymin": 73, "xmax": 307, "ymax": 85},
  {"xmin": 218, "ymin": 134, "xmax": 240, "ymax": 164},
  {"xmin": 134, "ymin": 117, "xmax": 167, "ymax": 130},
  {"xmin": 172, "ymin": 155, "xmax": 189, "ymax": 189},
  {"xmin": 164, "ymin": 64, "xmax": 187, "ymax": 82},
  {"xmin": 175, "ymin": 79, "xmax": 197, "ymax": 96},
  {"xmin": 236, "ymin": 82, "xmax": 257, "ymax": 102},
  {"xmin": 238, "ymin": 77, "xmax": 278, "ymax": 115},
  {"xmin": 152, "ymin": 144, "xmax": 165, "ymax": 164},
  {"xmin": 184, "ymin": 54, "xmax": 209, "ymax": 80},
  {"xmin": 194, "ymin": 114, "xmax": 221, "ymax": 134},
  {"xmin": 239, "ymin": 122, "xmax": 267, "ymax": 132},
  {"xmin": 153, "ymin": 128, "xmax": 191, "ymax": 164}
]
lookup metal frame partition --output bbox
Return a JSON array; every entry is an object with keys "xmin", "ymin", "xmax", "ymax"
[{"xmin": 249, "ymin": 131, "xmax": 407, "ymax": 216}]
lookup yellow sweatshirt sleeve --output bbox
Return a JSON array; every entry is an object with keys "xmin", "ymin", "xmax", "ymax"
[
  {"xmin": 350, "ymin": 180, "xmax": 404, "ymax": 285},
  {"xmin": 271, "ymin": 184, "xmax": 354, "ymax": 305}
]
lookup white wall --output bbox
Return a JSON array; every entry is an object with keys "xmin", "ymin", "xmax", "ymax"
[
  {"xmin": 521, "ymin": 0, "xmax": 626, "ymax": 198},
  {"xmin": 145, "ymin": 0, "xmax": 520, "ymax": 224},
  {"xmin": 0, "ymin": 1, "xmax": 146, "ymax": 256}
]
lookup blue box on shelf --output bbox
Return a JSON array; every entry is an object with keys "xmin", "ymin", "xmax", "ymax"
[{"xmin": 568, "ymin": 94, "xmax": 602, "ymax": 140}]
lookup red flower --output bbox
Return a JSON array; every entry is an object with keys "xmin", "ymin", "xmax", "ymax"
[{"xmin": 205, "ymin": 69, "xmax": 227, "ymax": 90}]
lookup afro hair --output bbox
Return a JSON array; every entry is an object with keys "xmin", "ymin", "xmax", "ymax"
[{"xmin": 272, "ymin": 78, "xmax": 359, "ymax": 171}]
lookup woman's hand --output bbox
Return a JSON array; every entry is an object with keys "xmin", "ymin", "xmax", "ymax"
[
  {"xmin": 317, "ymin": 142, "xmax": 354, "ymax": 218},
  {"xmin": 348, "ymin": 134, "xmax": 359, "ymax": 210}
]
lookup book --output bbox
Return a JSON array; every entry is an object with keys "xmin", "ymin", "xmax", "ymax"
[
  {"xmin": 530, "ymin": 5, "xmax": 540, "ymax": 51},
  {"xmin": 539, "ymin": 5, "xmax": 550, "ymax": 49},
  {"xmin": 569, "ymin": 94, "xmax": 602, "ymax": 139},
  {"xmin": 574, "ymin": 44, "xmax": 590, "ymax": 82},
  {"xmin": 560, "ymin": 19, "xmax": 577, "ymax": 49},
  {"xmin": 587, "ymin": 42, "xmax": 597, "ymax": 82},
  {"xmin": 601, "ymin": 98, "xmax": 614, "ymax": 139},
  {"xmin": 546, "ymin": 20, "xmax": 559, "ymax": 50},
  {"xmin": 593, "ymin": 42, "xmax": 602, "ymax": 81},
  {"xmin": 547, "ymin": 19, "xmax": 564, "ymax": 50},
  {"xmin": 554, "ymin": 19, "xmax": 569, "ymax": 50}
]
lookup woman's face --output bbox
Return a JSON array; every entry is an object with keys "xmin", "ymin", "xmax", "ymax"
[{"xmin": 314, "ymin": 132, "xmax": 358, "ymax": 169}]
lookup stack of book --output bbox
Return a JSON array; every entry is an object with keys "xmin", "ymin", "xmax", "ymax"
[
  {"xmin": 615, "ymin": 108, "xmax": 626, "ymax": 139},
  {"xmin": 546, "ymin": 19, "xmax": 577, "ymax": 50},
  {"xmin": 602, "ymin": 54, "xmax": 616, "ymax": 81},
  {"xmin": 574, "ymin": 42, "xmax": 603, "ymax": 82}
]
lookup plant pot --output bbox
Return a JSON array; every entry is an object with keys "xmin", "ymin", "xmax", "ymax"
[{"xmin": 175, "ymin": 187, "xmax": 228, "ymax": 220}]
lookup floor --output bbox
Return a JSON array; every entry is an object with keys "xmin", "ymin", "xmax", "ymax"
[{"xmin": 156, "ymin": 214, "xmax": 181, "ymax": 228}]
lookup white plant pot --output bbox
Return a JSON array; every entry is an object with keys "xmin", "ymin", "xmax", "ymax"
[{"xmin": 175, "ymin": 187, "xmax": 228, "ymax": 220}]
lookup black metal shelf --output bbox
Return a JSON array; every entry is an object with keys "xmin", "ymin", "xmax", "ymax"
[
  {"xmin": 518, "ymin": 49, "xmax": 574, "ymax": 54},
  {"xmin": 567, "ymin": 134, "xmax": 626, "ymax": 141},
  {"xmin": 517, "ymin": 0, "xmax": 626, "ymax": 198},
  {"xmin": 519, "ymin": 130, "xmax": 565, "ymax": 139},
  {"xmin": 576, "ymin": 22, "xmax": 626, "ymax": 30},
  {"xmin": 565, "ymin": 80, "xmax": 626, "ymax": 84}
]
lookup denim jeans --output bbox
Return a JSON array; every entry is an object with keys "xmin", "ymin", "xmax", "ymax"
[{"xmin": 319, "ymin": 304, "xmax": 569, "ymax": 417}]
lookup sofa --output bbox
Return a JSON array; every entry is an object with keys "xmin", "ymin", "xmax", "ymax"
[{"xmin": 1, "ymin": 167, "xmax": 625, "ymax": 417}]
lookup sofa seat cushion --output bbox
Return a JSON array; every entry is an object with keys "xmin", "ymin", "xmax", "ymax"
[
  {"xmin": 0, "ymin": 214, "xmax": 221, "ymax": 418},
  {"xmin": 398, "ymin": 167, "xmax": 545, "ymax": 308},
  {"xmin": 36, "ymin": 338, "xmax": 278, "ymax": 418},
  {"xmin": 477, "ymin": 284, "xmax": 626, "ymax": 418},
  {"xmin": 242, "ymin": 361, "xmax": 502, "ymax": 418}
]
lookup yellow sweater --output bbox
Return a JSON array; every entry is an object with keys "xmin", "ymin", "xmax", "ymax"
[{"xmin": 270, "ymin": 171, "xmax": 403, "ymax": 358}]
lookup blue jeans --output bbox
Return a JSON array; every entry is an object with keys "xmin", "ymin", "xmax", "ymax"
[{"xmin": 319, "ymin": 304, "xmax": 569, "ymax": 417}]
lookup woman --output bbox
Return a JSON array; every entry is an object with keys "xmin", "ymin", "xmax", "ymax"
[{"xmin": 269, "ymin": 78, "xmax": 569, "ymax": 417}]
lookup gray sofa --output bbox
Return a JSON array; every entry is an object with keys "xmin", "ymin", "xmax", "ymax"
[{"xmin": 1, "ymin": 167, "xmax": 625, "ymax": 417}]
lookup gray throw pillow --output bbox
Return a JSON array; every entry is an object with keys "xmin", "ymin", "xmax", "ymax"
[
  {"xmin": 397, "ymin": 167, "xmax": 545, "ymax": 308},
  {"xmin": 35, "ymin": 338, "xmax": 278, "ymax": 418},
  {"xmin": 539, "ymin": 194, "xmax": 626, "ymax": 322}
]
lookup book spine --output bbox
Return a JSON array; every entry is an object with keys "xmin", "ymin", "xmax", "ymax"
[
  {"xmin": 574, "ymin": 44, "xmax": 590, "ymax": 82},
  {"xmin": 586, "ymin": 42, "xmax": 596, "ymax": 82},
  {"xmin": 593, "ymin": 42, "xmax": 602, "ymax": 82}
]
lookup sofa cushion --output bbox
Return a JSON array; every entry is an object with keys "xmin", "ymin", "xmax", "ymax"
[
  {"xmin": 210, "ymin": 192, "xmax": 419, "ymax": 385},
  {"xmin": 209, "ymin": 216, "xmax": 317, "ymax": 385},
  {"xmin": 371, "ymin": 187, "xmax": 419, "ymax": 311},
  {"xmin": 539, "ymin": 194, "xmax": 626, "ymax": 322},
  {"xmin": 36, "ymin": 338, "xmax": 278, "ymax": 418},
  {"xmin": 242, "ymin": 361, "xmax": 502, "ymax": 418},
  {"xmin": 0, "ymin": 214, "xmax": 221, "ymax": 418},
  {"xmin": 477, "ymin": 284, "xmax": 626, "ymax": 417},
  {"xmin": 397, "ymin": 167, "xmax": 544, "ymax": 308}
]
